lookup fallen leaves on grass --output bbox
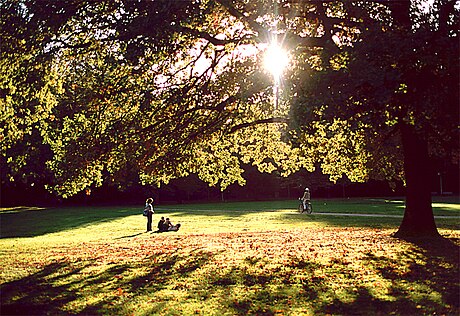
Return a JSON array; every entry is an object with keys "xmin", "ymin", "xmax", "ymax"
[{"xmin": 1, "ymin": 227, "xmax": 459, "ymax": 316}]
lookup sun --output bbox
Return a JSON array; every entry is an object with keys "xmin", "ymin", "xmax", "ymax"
[{"xmin": 263, "ymin": 41, "xmax": 289, "ymax": 82}]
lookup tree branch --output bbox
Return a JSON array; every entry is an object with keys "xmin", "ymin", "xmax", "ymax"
[
  {"xmin": 217, "ymin": 0, "xmax": 269, "ymax": 42},
  {"xmin": 217, "ymin": 0, "xmax": 337, "ymax": 50},
  {"xmin": 229, "ymin": 117, "xmax": 289, "ymax": 134},
  {"xmin": 176, "ymin": 25, "xmax": 254, "ymax": 46}
]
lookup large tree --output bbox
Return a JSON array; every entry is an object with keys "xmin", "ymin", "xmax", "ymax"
[
  {"xmin": 218, "ymin": 0, "xmax": 458, "ymax": 237},
  {"xmin": 266, "ymin": 0, "xmax": 458, "ymax": 237},
  {"xmin": 1, "ymin": 0, "xmax": 309, "ymax": 197}
]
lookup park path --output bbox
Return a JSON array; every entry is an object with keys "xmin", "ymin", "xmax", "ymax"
[
  {"xmin": 312, "ymin": 212, "xmax": 459, "ymax": 219},
  {"xmin": 156, "ymin": 208, "xmax": 459, "ymax": 219}
]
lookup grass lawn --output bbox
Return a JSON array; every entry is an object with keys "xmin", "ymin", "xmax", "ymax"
[{"xmin": 1, "ymin": 197, "xmax": 459, "ymax": 315}]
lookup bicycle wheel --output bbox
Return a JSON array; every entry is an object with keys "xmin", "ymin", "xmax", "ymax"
[
  {"xmin": 298, "ymin": 203, "xmax": 305, "ymax": 213},
  {"xmin": 306, "ymin": 202, "xmax": 313, "ymax": 214}
]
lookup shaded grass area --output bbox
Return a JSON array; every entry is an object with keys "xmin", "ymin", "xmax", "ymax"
[
  {"xmin": 1, "ymin": 198, "xmax": 459, "ymax": 315},
  {"xmin": 0, "ymin": 206, "xmax": 138, "ymax": 238}
]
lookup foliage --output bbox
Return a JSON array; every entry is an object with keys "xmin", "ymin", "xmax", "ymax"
[
  {"xmin": 0, "ymin": 1, "xmax": 62, "ymax": 188},
  {"xmin": 298, "ymin": 119, "xmax": 372, "ymax": 183},
  {"xmin": 162, "ymin": 124, "xmax": 314, "ymax": 190},
  {"xmin": 285, "ymin": 1, "xmax": 458, "ymax": 185},
  {"xmin": 1, "ymin": 0, "xmax": 290, "ymax": 197}
]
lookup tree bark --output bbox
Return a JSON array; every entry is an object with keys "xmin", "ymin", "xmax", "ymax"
[
  {"xmin": 387, "ymin": 0, "xmax": 440, "ymax": 238},
  {"xmin": 394, "ymin": 122, "xmax": 440, "ymax": 238}
]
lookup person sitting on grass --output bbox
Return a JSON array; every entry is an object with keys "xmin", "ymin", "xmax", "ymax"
[
  {"xmin": 164, "ymin": 218, "xmax": 181, "ymax": 232},
  {"xmin": 157, "ymin": 217, "xmax": 166, "ymax": 232}
]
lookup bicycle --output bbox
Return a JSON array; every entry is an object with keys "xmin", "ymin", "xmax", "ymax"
[{"xmin": 298, "ymin": 198, "xmax": 313, "ymax": 214}]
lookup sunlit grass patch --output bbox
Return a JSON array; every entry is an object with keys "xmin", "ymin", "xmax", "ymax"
[{"xmin": 432, "ymin": 202, "xmax": 460, "ymax": 212}]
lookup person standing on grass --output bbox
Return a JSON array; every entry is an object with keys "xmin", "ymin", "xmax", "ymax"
[{"xmin": 145, "ymin": 198, "xmax": 155, "ymax": 232}]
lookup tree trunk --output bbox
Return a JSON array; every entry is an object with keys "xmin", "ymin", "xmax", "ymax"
[
  {"xmin": 394, "ymin": 122, "xmax": 439, "ymax": 238},
  {"xmin": 387, "ymin": 0, "xmax": 440, "ymax": 238}
]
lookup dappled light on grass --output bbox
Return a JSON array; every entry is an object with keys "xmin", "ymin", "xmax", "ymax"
[{"xmin": 1, "ymin": 227, "xmax": 459, "ymax": 315}]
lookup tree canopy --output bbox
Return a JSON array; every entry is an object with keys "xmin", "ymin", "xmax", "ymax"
[
  {"xmin": 1, "ymin": 0, "xmax": 305, "ymax": 196},
  {"xmin": 1, "ymin": 0, "xmax": 458, "ymax": 235}
]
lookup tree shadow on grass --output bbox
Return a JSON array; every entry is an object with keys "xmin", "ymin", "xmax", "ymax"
[
  {"xmin": 321, "ymin": 287, "xmax": 421, "ymax": 315},
  {"xmin": 206, "ymin": 254, "xmax": 453, "ymax": 315},
  {"xmin": 0, "ymin": 206, "xmax": 139, "ymax": 238},
  {"xmin": 1, "ymin": 236, "xmax": 459, "ymax": 315},
  {"xmin": 145, "ymin": 243, "xmax": 458, "ymax": 315},
  {"xmin": 2, "ymin": 200, "xmax": 458, "ymax": 239},
  {"xmin": 0, "ymin": 206, "xmax": 259, "ymax": 239},
  {"xmin": 321, "ymin": 236, "xmax": 459, "ymax": 316},
  {"xmin": 209, "ymin": 237, "xmax": 459, "ymax": 316},
  {"xmin": 1, "ymin": 261, "xmax": 88, "ymax": 315},
  {"xmin": 0, "ymin": 249, "xmax": 217, "ymax": 315},
  {"xmin": 396, "ymin": 236, "xmax": 460, "ymax": 310}
]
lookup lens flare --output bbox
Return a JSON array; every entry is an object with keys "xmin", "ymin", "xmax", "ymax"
[{"xmin": 263, "ymin": 42, "xmax": 289, "ymax": 82}]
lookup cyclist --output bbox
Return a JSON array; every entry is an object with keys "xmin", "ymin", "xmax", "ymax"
[{"xmin": 300, "ymin": 188, "xmax": 311, "ymax": 211}]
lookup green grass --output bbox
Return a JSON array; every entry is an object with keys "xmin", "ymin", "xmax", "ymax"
[
  {"xmin": 1, "ymin": 197, "xmax": 459, "ymax": 315},
  {"xmin": 159, "ymin": 196, "xmax": 460, "ymax": 216}
]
